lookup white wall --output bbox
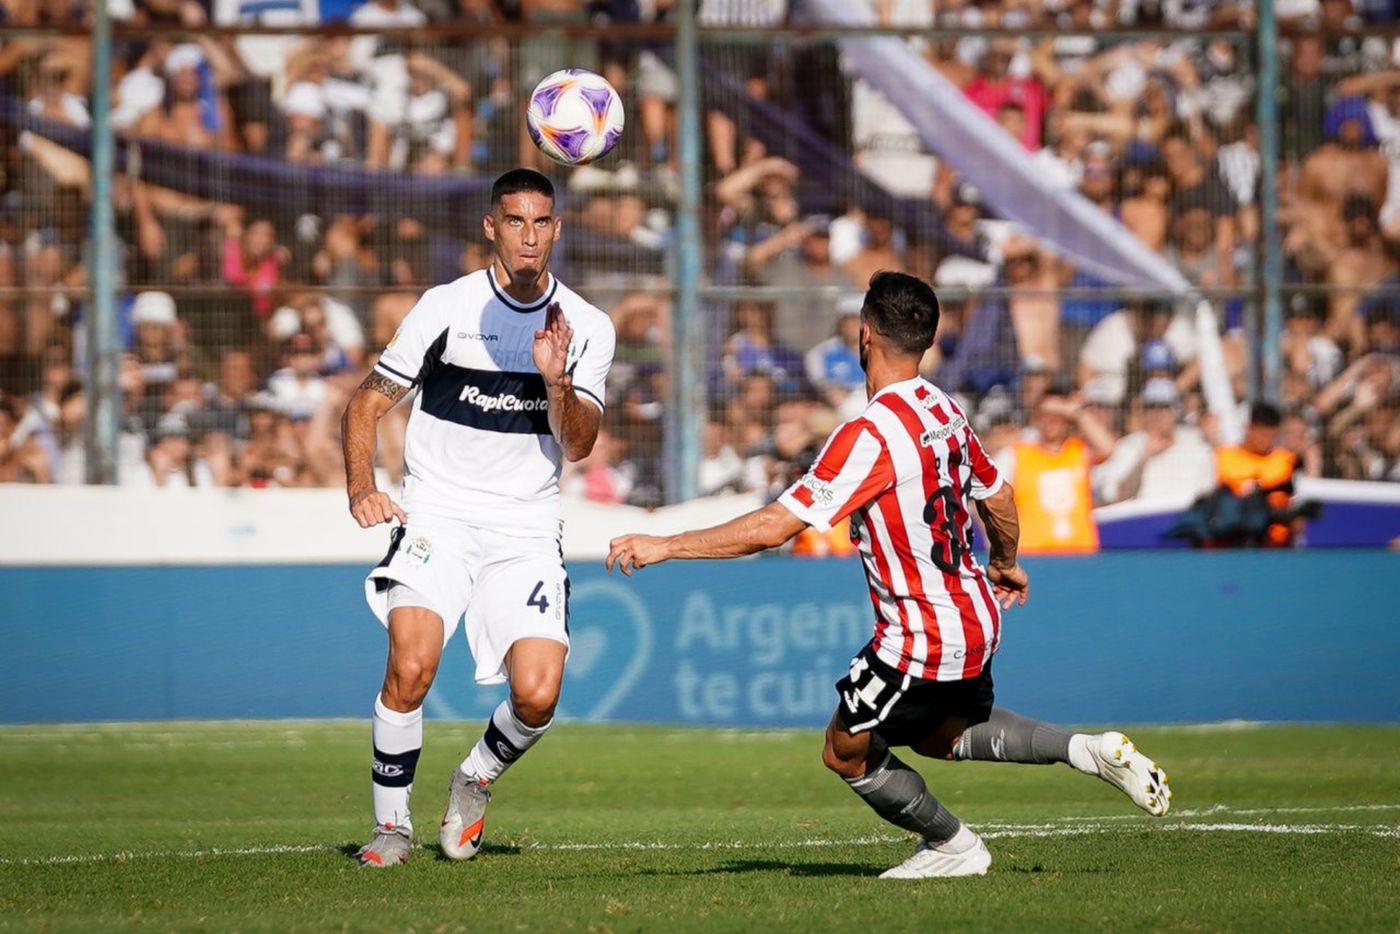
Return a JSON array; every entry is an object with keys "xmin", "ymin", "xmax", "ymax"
[{"xmin": 0, "ymin": 486, "xmax": 763, "ymax": 565}]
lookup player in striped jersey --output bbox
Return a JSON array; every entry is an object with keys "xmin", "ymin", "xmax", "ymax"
[{"xmin": 607, "ymin": 272, "xmax": 1171, "ymax": 879}]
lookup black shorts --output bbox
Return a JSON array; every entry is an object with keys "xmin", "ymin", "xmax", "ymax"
[{"xmin": 834, "ymin": 642, "xmax": 995, "ymax": 748}]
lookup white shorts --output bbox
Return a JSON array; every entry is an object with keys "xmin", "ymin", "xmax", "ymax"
[{"xmin": 364, "ymin": 516, "xmax": 570, "ymax": 686}]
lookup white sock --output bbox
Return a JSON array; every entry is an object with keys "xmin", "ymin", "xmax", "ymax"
[
  {"xmin": 1067, "ymin": 733, "xmax": 1098, "ymax": 774},
  {"xmin": 372, "ymin": 694, "xmax": 423, "ymax": 833},
  {"xmin": 459, "ymin": 699, "xmax": 550, "ymax": 783},
  {"xmin": 933, "ymin": 823, "xmax": 980, "ymax": 853}
]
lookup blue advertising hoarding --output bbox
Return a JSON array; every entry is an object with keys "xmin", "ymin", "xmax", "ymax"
[{"xmin": 2, "ymin": 552, "xmax": 1396, "ymax": 725}]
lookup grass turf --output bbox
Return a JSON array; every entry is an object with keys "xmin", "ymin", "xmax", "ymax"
[{"xmin": 1, "ymin": 721, "xmax": 1397, "ymax": 932}]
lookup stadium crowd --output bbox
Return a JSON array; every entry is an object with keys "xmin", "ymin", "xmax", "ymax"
[{"xmin": 1, "ymin": 0, "xmax": 1399, "ymax": 522}]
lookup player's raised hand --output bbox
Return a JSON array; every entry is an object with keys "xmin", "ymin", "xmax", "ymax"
[
  {"xmin": 606, "ymin": 533, "xmax": 670, "ymax": 576},
  {"xmin": 987, "ymin": 562, "xmax": 1029, "ymax": 610},
  {"xmin": 349, "ymin": 488, "xmax": 407, "ymax": 528},
  {"xmin": 533, "ymin": 301, "xmax": 573, "ymax": 388}
]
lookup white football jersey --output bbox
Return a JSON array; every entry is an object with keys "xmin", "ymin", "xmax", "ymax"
[{"xmin": 373, "ymin": 268, "xmax": 615, "ymax": 536}]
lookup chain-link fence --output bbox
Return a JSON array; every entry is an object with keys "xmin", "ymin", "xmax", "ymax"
[{"xmin": 1, "ymin": 1, "xmax": 1398, "ymax": 503}]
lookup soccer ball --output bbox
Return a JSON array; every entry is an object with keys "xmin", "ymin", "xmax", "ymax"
[{"xmin": 526, "ymin": 68, "xmax": 625, "ymax": 166}]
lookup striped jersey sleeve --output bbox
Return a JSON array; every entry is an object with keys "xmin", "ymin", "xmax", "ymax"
[
  {"xmin": 954, "ymin": 403, "xmax": 1005, "ymax": 500},
  {"xmin": 778, "ymin": 418, "xmax": 894, "ymax": 532}
]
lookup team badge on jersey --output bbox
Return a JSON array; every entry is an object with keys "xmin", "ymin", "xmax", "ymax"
[{"xmin": 406, "ymin": 536, "xmax": 433, "ymax": 565}]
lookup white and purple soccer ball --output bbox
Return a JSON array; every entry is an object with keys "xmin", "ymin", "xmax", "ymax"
[{"xmin": 526, "ymin": 68, "xmax": 625, "ymax": 166}]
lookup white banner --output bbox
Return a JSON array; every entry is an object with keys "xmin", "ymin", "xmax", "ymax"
[{"xmin": 0, "ymin": 486, "xmax": 762, "ymax": 566}]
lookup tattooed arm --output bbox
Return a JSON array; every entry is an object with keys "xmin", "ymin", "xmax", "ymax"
[{"xmin": 342, "ymin": 370, "xmax": 411, "ymax": 528}]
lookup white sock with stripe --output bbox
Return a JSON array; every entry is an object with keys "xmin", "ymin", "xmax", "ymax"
[
  {"xmin": 371, "ymin": 694, "xmax": 422, "ymax": 834},
  {"xmin": 459, "ymin": 699, "xmax": 550, "ymax": 783}
]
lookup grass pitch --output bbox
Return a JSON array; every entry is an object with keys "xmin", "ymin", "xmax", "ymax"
[{"xmin": 0, "ymin": 721, "xmax": 1397, "ymax": 932}]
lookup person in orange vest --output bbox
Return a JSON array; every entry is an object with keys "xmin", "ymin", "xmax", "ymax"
[
  {"xmin": 1214, "ymin": 401, "xmax": 1299, "ymax": 547},
  {"xmin": 995, "ymin": 386, "xmax": 1116, "ymax": 554}
]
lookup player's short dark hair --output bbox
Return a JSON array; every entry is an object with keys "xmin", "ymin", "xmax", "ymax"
[
  {"xmin": 861, "ymin": 271, "xmax": 940, "ymax": 357},
  {"xmin": 491, "ymin": 168, "xmax": 555, "ymax": 207},
  {"xmin": 1249, "ymin": 400, "xmax": 1283, "ymax": 427}
]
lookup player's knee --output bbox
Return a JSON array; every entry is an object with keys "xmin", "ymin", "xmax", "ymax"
[
  {"xmin": 386, "ymin": 653, "xmax": 438, "ymax": 706},
  {"xmin": 510, "ymin": 681, "xmax": 559, "ymax": 728},
  {"xmin": 821, "ymin": 736, "xmax": 864, "ymax": 780}
]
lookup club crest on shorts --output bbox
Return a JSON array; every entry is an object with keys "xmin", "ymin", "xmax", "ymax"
[{"xmin": 406, "ymin": 536, "xmax": 433, "ymax": 565}]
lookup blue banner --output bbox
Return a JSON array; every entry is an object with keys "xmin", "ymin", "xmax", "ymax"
[{"xmin": 3, "ymin": 552, "xmax": 1397, "ymax": 725}]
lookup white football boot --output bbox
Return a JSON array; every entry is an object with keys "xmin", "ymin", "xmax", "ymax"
[
  {"xmin": 1084, "ymin": 731, "xmax": 1172, "ymax": 816},
  {"xmin": 879, "ymin": 828, "xmax": 993, "ymax": 879},
  {"xmin": 356, "ymin": 825, "xmax": 412, "ymax": 867},
  {"xmin": 439, "ymin": 769, "xmax": 492, "ymax": 860}
]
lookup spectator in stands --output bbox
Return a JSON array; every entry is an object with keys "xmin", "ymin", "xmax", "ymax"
[
  {"xmin": 1001, "ymin": 235, "xmax": 1062, "ymax": 373},
  {"xmin": 1282, "ymin": 292, "xmax": 1345, "ymax": 391},
  {"xmin": 1280, "ymin": 36, "xmax": 1332, "ymax": 160},
  {"xmin": 281, "ymin": 48, "xmax": 371, "ymax": 165},
  {"xmin": 1095, "ymin": 377, "xmax": 1216, "ymax": 505},
  {"xmin": 266, "ymin": 331, "xmax": 327, "ymax": 421},
  {"xmin": 1079, "ymin": 297, "xmax": 1197, "ymax": 406},
  {"xmin": 746, "ymin": 214, "xmax": 855, "ymax": 352},
  {"xmin": 130, "ymin": 290, "xmax": 185, "ymax": 399},
  {"xmin": 348, "ymin": 0, "xmax": 427, "ymax": 74},
  {"xmin": 1280, "ymin": 408, "xmax": 1325, "ymax": 480},
  {"xmin": 222, "ymin": 215, "xmax": 286, "ymax": 318},
  {"xmin": 212, "ymin": 0, "xmax": 321, "ymax": 153},
  {"xmin": 964, "ymin": 38, "xmax": 1048, "ymax": 151},
  {"xmin": 1161, "ymin": 132, "xmax": 1239, "ymax": 290},
  {"xmin": 237, "ymin": 391, "xmax": 299, "ymax": 487},
  {"xmin": 202, "ymin": 346, "xmax": 258, "ymax": 438},
  {"xmin": 698, "ymin": 418, "xmax": 745, "ymax": 496},
  {"xmin": 994, "ymin": 385, "xmax": 1115, "ymax": 554},
  {"xmin": 843, "ymin": 212, "xmax": 904, "ymax": 286},
  {"xmin": 1298, "ymin": 98, "xmax": 1389, "ymax": 229},
  {"xmin": 143, "ymin": 411, "xmax": 217, "ymax": 487},
  {"xmin": 366, "ymin": 52, "xmax": 472, "ymax": 173},
  {"xmin": 562, "ymin": 428, "xmax": 634, "ymax": 504},
  {"xmin": 721, "ymin": 300, "xmax": 806, "ymax": 396},
  {"xmin": 111, "ymin": 39, "xmax": 171, "ymax": 130},
  {"xmin": 1119, "ymin": 156, "xmax": 1171, "ymax": 254},
  {"xmin": 267, "ymin": 292, "xmax": 365, "ymax": 372},
  {"xmin": 27, "ymin": 50, "xmax": 90, "ymax": 127},
  {"xmin": 135, "ymin": 40, "xmax": 240, "ymax": 151},
  {"xmin": 804, "ymin": 297, "xmax": 864, "ymax": 417}
]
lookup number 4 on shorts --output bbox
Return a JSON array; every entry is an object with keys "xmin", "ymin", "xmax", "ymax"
[{"xmin": 527, "ymin": 581, "xmax": 550, "ymax": 614}]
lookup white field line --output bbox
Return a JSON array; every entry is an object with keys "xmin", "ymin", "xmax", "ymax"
[{"xmin": 3, "ymin": 820, "xmax": 1398, "ymax": 868}]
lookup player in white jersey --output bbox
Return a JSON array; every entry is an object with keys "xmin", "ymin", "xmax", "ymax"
[
  {"xmin": 342, "ymin": 168, "xmax": 616, "ymax": 867},
  {"xmin": 607, "ymin": 272, "xmax": 1170, "ymax": 879}
]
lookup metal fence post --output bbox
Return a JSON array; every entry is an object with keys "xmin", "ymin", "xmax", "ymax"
[
  {"xmin": 1256, "ymin": 0, "xmax": 1282, "ymax": 404},
  {"xmin": 667, "ymin": 0, "xmax": 703, "ymax": 503},
  {"xmin": 85, "ymin": 1, "xmax": 120, "ymax": 484}
]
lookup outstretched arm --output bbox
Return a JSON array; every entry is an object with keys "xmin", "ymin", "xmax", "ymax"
[
  {"xmin": 606, "ymin": 501, "xmax": 808, "ymax": 575},
  {"xmin": 342, "ymin": 369, "xmax": 410, "ymax": 527},
  {"xmin": 975, "ymin": 482, "xmax": 1029, "ymax": 609}
]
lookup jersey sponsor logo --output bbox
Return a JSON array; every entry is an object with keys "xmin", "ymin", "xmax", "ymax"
[
  {"xmin": 919, "ymin": 415, "xmax": 967, "ymax": 446},
  {"xmin": 800, "ymin": 473, "xmax": 837, "ymax": 507},
  {"xmin": 458, "ymin": 385, "xmax": 550, "ymax": 413},
  {"xmin": 418, "ymin": 364, "xmax": 552, "ymax": 435}
]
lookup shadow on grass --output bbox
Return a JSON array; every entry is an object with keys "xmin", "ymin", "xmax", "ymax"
[{"xmin": 639, "ymin": 858, "xmax": 877, "ymax": 878}]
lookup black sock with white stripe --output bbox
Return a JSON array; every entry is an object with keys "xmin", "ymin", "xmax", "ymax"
[
  {"xmin": 459, "ymin": 699, "xmax": 550, "ymax": 783},
  {"xmin": 371, "ymin": 694, "xmax": 422, "ymax": 834}
]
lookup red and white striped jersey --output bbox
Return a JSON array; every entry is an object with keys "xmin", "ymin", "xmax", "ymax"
[{"xmin": 778, "ymin": 377, "xmax": 1006, "ymax": 682}]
